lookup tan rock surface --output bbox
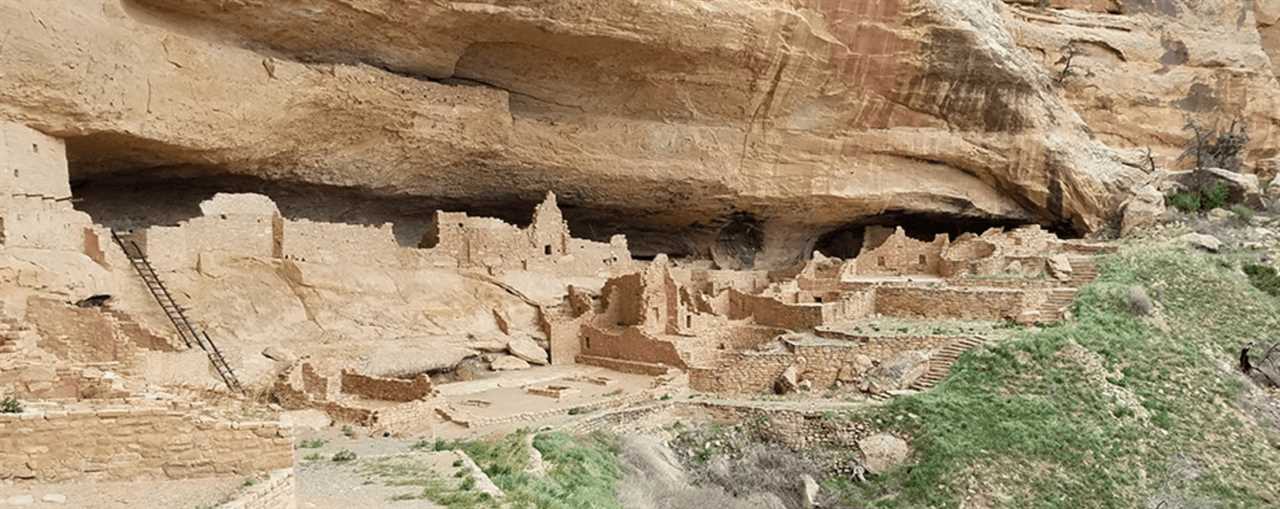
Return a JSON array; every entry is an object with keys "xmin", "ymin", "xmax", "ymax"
[{"xmin": 0, "ymin": 0, "xmax": 1197, "ymax": 255}]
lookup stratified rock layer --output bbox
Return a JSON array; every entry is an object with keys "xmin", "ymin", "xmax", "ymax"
[{"xmin": 3, "ymin": 0, "xmax": 1278, "ymax": 248}]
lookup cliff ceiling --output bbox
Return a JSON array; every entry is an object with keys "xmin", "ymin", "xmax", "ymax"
[{"xmin": 3, "ymin": 0, "xmax": 1278, "ymax": 247}]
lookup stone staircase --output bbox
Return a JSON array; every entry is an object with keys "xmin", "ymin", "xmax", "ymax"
[
  {"xmin": 1036, "ymin": 287, "xmax": 1080, "ymax": 323},
  {"xmin": 0, "ymin": 318, "xmax": 28, "ymax": 356},
  {"xmin": 908, "ymin": 336, "xmax": 988, "ymax": 391},
  {"xmin": 1065, "ymin": 256, "xmax": 1099, "ymax": 287},
  {"xmin": 0, "ymin": 303, "xmax": 34, "ymax": 357}
]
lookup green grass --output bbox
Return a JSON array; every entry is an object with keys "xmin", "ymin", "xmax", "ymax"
[
  {"xmin": 829, "ymin": 247, "xmax": 1280, "ymax": 508},
  {"xmin": 298, "ymin": 438, "xmax": 327, "ymax": 449},
  {"xmin": 383, "ymin": 431, "xmax": 622, "ymax": 509},
  {"xmin": 1243, "ymin": 263, "xmax": 1280, "ymax": 297}
]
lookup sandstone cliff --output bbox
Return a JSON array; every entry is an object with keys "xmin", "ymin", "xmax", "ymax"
[{"xmin": 2, "ymin": 1, "xmax": 1278, "ymax": 261}]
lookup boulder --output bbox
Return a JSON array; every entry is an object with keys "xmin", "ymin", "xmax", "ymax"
[
  {"xmin": 1004, "ymin": 260, "xmax": 1024, "ymax": 275},
  {"xmin": 1047, "ymin": 254, "xmax": 1073, "ymax": 282},
  {"xmin": 775, "ymin": 365, "xmax": 801, "ymax": 395},
  {"xmin": 1268, "ymin": 175, "xmax": 1280, "ymax": 199},
  {"xmin": 490, "ymin": 355, "xmax": 531, "ymax": 371},
  {"xmin": 865, "ymin": 351, "xmax": 930, "ymax": 393},
  {"xmin": 1206, "ymin": 207, "xmax": 1233, "ymax": 222},
  {"xmin": 1119, "ymin": 185, "xmax": 1166, "ymax": 236},
  {"xmin": 469, "ymin": 333, "xmax": 510, "ymax": 353},
  {"xmin": 262, "ymin": 346, "xmax": 297, "ymax": 365},
  {"xmin": 1201, "ymin": 167, "xmax": 1261, "ymax": 204},
  {"xmin": 858, "ymin": 433, "xmax": 911, "ymax": 475},
  {"xmin": 801, "ymin": 474, "xmax": 821, "ymax": 509},
  {"xmin": 507, "ymin": 336, "xmax": 549, "ymax": 365},
  {"xmin": 1181, "ymin": 233, "xmax": 1222, "ymax": 253}
]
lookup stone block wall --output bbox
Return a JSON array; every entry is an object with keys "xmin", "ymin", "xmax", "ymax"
[
  {"xmin": 727, "ymin": 289, "xmax": 836, "ymax": 330},
  {"xmin": 281, "ymin": 219, "xmax": 402, "ymax": 267},
  {"xmin": 689, "ymin": 335, "xmax": 949, "ymax": 394},
  {"xmin": 219, "ymin": 468, "xmax": 296, "ymax": 509},
  {"xmin": 0, "ymin": 361, "xmax": 131, "ymax": 400},
  {"xmin": 0, "ymin": 404, "xmax": 293, "ymax": 482},
  {"xmin": 874, "ymin": 286, "xmax": 1029, "ymax": 320},
  {"xmin": 26, "ymin": 297, "xmax": 135, "ymax": 366},
  {"xmin": 579, "ymin": 325, "xmax": 686, "ymax": 368},
  {"xmin": 147, "ymin": 215, "xmax": 276, "ymax": 272},
  {"xmin": 0, "ymin": 123, "xmax": 69, "ymax": 199},
  {"xmin": 339, "ymin": 370, "xmax": 433, "ymax": 402}
]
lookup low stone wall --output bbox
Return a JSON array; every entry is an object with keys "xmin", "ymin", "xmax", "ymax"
[
  {"xmin": 220, "ymin": 468, "xmax": 296, "ymax": 509},
  {"xmin": 339, "ymin": 370, "xmax": 433, "ymax": 402},
  {"xmin": 689, "ymin": 335, "xmax": 950, "ymax": 394},
  {"xmin": 874, "ymin": 286, "xmax": 1029, "ymax": 321},
  {"xmin": 728, "ymin": 289, "xmax": 826, "ymax": 329},
  {"xmin": 579, "ymin": 325, "xmax": 686, "ymax": 368},
  {"xmin": 0, "ymin": 404, "xmax": 293, "ymax": 482},
  {"xmin": 576, "ymin": 355, "xmax": 672, "ymax": 376},
  {"xmin": 0, "ymin": 361, "xmax": 130, "ymax": 400}
]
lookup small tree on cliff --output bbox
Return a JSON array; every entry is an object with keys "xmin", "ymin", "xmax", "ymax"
[{"xmin": 1181, "ymin": 118, "xmax": 1248, "ymax": 172}]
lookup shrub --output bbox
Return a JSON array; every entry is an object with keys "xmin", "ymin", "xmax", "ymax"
[
  {"xmin": 1244, "ymin": 264, "xmax": 1280, "ymax": 297},
  {"xmin": 567, "ymin": 407, "xmax": 586, "ymax": 415},
  {"xmin": 1230, "ymin": 204, "xmax": 1255, "ymax": 223},
  {"xmin": 1168, "ymin": 192, "xmax": 1201, "ymax": 213},
  {"xmin": 1126, "ymin": 286, "xmax": 1155, "ymax": 316},
  {"xmin": 332, "ymin": 450, "xmax": 357, "ymax": 463},
  {"xmin": 341, "ymin": 425, "xmax": 355, "ymax": 438},
  {"xmin": 1201, "ymin": 181, "xmax": 1231, "ymax": 210},
  {"xmin": 0, "ymin": 396, "xmax": 22, "ymax": 414},
  {"xmin": 298, "ymin": 439, "xmax": 327, "ymax": 449},
  {"xmin": 303, "ymin": 453, "xmax": 324, "ymax": 461}
]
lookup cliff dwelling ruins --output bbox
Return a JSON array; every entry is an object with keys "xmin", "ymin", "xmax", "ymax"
[
  {"xmin": 0, "ymin": 119, "xmax": 1115, "ymax": 506},
  {"xmin": 7, "ymin": 0, "xmax": 1280, "ymax": 506}
]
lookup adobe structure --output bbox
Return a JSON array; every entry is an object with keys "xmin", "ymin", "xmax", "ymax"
[{"xmin": 0, "ymin": 120, "xmax": 1110, "ymax": 505}]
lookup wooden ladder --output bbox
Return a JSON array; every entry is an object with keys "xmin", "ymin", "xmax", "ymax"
[{"xmin": 111, "ymin": 231, "xmax": 244, "ymax": 394}]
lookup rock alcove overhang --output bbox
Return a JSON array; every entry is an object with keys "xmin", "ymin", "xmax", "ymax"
[{"xmin": 68, "ymin": 163, "xmax": 1051, "ymax": 272}]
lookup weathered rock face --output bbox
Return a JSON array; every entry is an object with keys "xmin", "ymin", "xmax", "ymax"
[{"xmin": 3, "ymin": 0, "xmax": 1278, "ymax": 262}]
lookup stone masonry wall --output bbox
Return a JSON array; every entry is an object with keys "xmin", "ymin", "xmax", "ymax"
[
  {"xmin": 727, "ymin": 289, "xmax": 838, "ymax": 330},
  {"xmin": 579, "ymin": 325, "xmax": 686, "ymax": 368},
  {"xmin": 146, "ymin": 215, "xmax": 276, "ymax": 273},
  {"xmin": 219, "ymin": 468, "xmax": 296, "ymax": 509},
  {"xmin": 0, "ymin": 404, "xmax": 293, "ymax": 482},
  {"xmin": 281, "ymin": 219, "xmax": 402, "ymax": 267},
  {"xmin": 689, "ymin": 336, "xmax": 949, "ymax": 394},
  {"xmin": 339, "ymin": 370, "xmax": 433, "ymax": 402},
  {"xmin": 874, "ymin": 286, "xmax": 1029, "ymax": 321}
]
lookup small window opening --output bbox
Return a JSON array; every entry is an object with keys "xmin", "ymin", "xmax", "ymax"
[
  {"xmin": 877, "ymin": 256, "xmax": 886, "ymax": 267},
  {"xmin": 12, "ymin": 169, "xmax": 17, "ymax": 178},
  {"xmin": 686, "ymin": 315, "xmax": 692, "ymax": 328},
  {"xmin": 544, "ymin": 245, "xmax": 552, "ymax": 255},
  {"xmin": 815, "ymin": 296, "xmax": 823, "ymax": 303},
  {"xmin": 918, "ymin": 254, "xmax": 927, "ymax": 265},
  {"xmin": 31, "ymin": 144, "xmax": 38, "ymax": 153}
]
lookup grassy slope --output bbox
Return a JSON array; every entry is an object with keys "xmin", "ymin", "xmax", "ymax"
[
  {"xmin": 838, "ymin": 245, "xmax": 1280, "ymax": 508},
  {"xmin": 401, "ymin": 431, "xmax": 623, "ymax": 509}
]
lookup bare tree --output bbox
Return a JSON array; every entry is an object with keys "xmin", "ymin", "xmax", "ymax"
[
  {"xmin": 1181, "ymin": 118, "xmax": 1248, "ymax": 172},
  {"xmin": 1055, "ymin": 44, "xmax": 1083, "ymax": 85}
]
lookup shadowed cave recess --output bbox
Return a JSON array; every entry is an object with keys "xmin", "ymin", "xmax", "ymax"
[{"xmin": 69, "ymin": 167, "xmax": 1047, "ymax": 272}]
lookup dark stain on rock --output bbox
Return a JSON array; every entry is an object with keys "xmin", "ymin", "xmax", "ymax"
[
  {"xmin": 1159, "ymin": 37, "xmax": 1188, "ymax": 66},
  {"xmin": 895, "ymin": 27, "xmax": 1034, "ymax": 133},
  {"xmin": 1122, "ymin": 0, "xmax": 1179, "ymax": 16},
  {"xmin": 1174, "ymin": 83, "xmax": 1219, "ymax": 113}
]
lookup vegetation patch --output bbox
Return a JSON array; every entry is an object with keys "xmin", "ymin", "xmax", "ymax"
[
  {"xmin": 425, "ymin": 431, "xmax": 622, "ymax": 509},
  {"xmin": 830, "ymin": 248, "xmax": 1280, "ymax": 508},
  {"xmin": 1243, "ymin": 263, "xmax": 1280, "ymax": 298},
  {"xmin": 0, "ymin": 396, "xmax": 22, "ymax": 414}
]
